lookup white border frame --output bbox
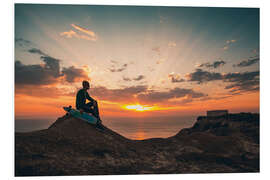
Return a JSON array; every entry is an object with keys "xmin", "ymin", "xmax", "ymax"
[{"xmin": 2, "ymin": 0, "xmax": 269, "ymax": 179}]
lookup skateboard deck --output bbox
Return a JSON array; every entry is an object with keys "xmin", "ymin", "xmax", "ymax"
[{"xmin": 63, "ymin": 106, "xmax": 98, "ymax": 125}]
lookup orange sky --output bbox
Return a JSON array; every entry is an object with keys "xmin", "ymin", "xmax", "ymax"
[{"xmin": 15, "ymin": 88, "xmax": 259, "ymax": 119}]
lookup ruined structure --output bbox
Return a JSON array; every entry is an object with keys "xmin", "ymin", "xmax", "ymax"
[{"xmin": 207, "ymin": 110, "xmax": 228, "ymax": 117}]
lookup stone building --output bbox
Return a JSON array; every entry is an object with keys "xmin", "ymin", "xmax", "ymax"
[{"xmin": 207, "ymin": 110, "xmax": 228, "ymax": 117}]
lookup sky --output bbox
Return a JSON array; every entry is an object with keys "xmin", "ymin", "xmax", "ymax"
[{"xmin": 15, "ymin": 4, "xmax": 259, "ymax": 123}]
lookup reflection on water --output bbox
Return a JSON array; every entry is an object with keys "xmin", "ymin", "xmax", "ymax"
[
  {"xmin": 15, "ymin": 115, "xmax": 197, "ymax": 140},
  {"xmin": 103, "ymin": 116, "xmax": 197, "ymax": 140},
  {"xmin": 135, "ymin": 131, "xmax": 146, "ymax": 140}
]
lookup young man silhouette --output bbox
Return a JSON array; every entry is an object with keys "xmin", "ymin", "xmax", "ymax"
[{"xmin": 76, "ymin": 80, "xmax": 102, "ymax": 124}]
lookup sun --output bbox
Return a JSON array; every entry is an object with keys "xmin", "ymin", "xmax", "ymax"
[{"xmin": 122, "ymin": 104, "xmax": 155, "ymax": 112}]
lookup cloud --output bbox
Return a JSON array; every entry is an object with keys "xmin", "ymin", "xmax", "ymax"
[
  {"xmin": 223, "ymin": 39, "xmax": 236, "ymax": 50},
  {"xmin": 15, "ymin": 57, "xmax": 61, "ymax": 85},
  {"xmin": 234, "ymin": 57, "xmax": 259, "ymax": 67},
  {"xmin": 40, "ymin": 56, "xmax": 61, "ymax": 77},
  {"xmin": 89, "ymin": 85, "xmax": 207, "ymax": 105},
  {"xmin": 60, "ymin": 24, "xmax": 97, "ymax": 41},
  {"xmin": 186, "ymin": 69, "xmax": 259, "ymax": 94},
  {"xmin": 60, "ymin": 30, "xmax": 77, "ymax": 38},
  {"xmin": 15, "ymin": 38, "xmax": 31, "ymax": 46},
  {"xmin": 15, "ymin": 51, "xmax": 90, "ymax": 85},
  {"xmin": 223, "ymin": 71, "xmax": 259, "ymax": 93},
  {"xmin": 91, "ymin": 85, "xmax": 148, "ymax": 103},
  {"xmin": 226, "ymin": 39, "xmax": 236, "ymax": 44},
  {"xmin": 137, "ymin": 87, "xmax": 207, "ymax": 104},
  {"xmin": 71, "ymin": 24, "xmax": 96, "ymax": 38},
  {"xmin": 198, "ymin": 60, "xmax": 226, "ymax": 69},
  {"xmin": 123, "ymin": 75, "xmax": 145, "ymax": 82},
  {"xmin": 62, "ymin": 66, "xmax": 90, "ymax": 83},
  {"xmin": 133, "ymin": 75, "xmax": 145, "ymax": 81},
  {"xmin": 186, "ymin": 69, "xmax": 223, "ymax": 83},
  {"xmin": 109, "ymin": 63, "xmax": 128, "ymax": 72},
  {"xmin": 168, "ymin": 72, "xmax": 185, "ymax": 83},
  {"xmin": 28, "ymin": 48, "xmax": 47, "ymax": 56}
]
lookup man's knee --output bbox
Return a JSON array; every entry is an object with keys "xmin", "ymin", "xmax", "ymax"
[
  {"xmin": 93, "ymin": 100, "xmax": 98, "ymax": 106},
  {"xmin": 86, "ymin": 102, "xmax": 93, "ymax": 107}
]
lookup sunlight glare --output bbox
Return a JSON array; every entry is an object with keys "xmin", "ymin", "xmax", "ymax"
[{"xmin": 122, "ymin": 104, "xmax": 155, "ymax": 112}]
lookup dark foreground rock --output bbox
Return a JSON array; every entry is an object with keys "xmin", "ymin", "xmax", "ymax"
[{"xmin": 15, "ymin": 113, "xmax": 259, "ymax": 176}]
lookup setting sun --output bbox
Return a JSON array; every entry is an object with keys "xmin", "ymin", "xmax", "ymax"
[{"xmin": 122, "ymin": 104, "xmax": 156, "ymax": 112}]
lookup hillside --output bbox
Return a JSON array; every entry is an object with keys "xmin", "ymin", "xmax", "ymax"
[{"xmin": 15, "ymin": 113, "xmax": 259, "ymax": 176}]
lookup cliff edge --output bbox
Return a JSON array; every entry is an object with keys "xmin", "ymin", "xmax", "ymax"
[{"xmin": 15, "ymin": 113, "xmax": 259, "ymax": 176}]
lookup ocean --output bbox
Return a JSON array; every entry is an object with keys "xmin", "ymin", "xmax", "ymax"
[{"xmin": 15, "ymin": 116, "xmax": 197, "ymax": 140}]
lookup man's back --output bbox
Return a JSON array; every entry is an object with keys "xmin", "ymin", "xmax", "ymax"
[{"xmin": 76, "ymin": 89, "xmax": 86, "ymax": 110}]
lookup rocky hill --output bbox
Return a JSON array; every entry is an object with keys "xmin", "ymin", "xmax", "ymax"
[{"xmin": 15, "ymin": 113, "xmax": 259, "ymax": 176}]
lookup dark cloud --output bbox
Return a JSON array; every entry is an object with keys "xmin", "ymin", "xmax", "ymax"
[
  {"xmin": 198, "ymin": 60, "xmax": 226, "ymax": 69},
  {"xmin": 62, "ymin": 66, "xmax": 90, "ymax": 83},
  {"xmin": 171, "ymin": 78, "xmax": 185, "ymax": 83},
  {"xmin": 89, "ymin": 85, "xmax": 206, "ymax": 105},
  {"xmin": 137, "ymin": 87, "xmax": 207, "ymax": 104},
  {"xmin": 15, "ymin": 38, "xmax": 31, "ymax": 46},
  {"xmin": 122, "ymin": 75, "xmax": 145, "ymax": 82},
  {"xmin": 15, "ymin": 47, "xmax": 61, "ymax": 85},
  {"xmin": 133, "ymin": 75, "xmax": 145, "ymax": 81},
  {"xmin": 186, "ymin": 68, "xmax": 259, "ymax": 94},
  {"xmin": 234, "ymin": 57, "xmax": 259, "ymax": 67},
  {"xmin": 223, "ymin": 71, "xmax": 259, "ymax": 93},
  {"xmin": 186, "ymin": 69, "xmax": 223, "ymax": 83},
  {"xmin": 168, "ymin": 73, "xmax": 185, "ymax": 83},
  {"xmin": 15, "ymin": 55, "xmax": 89, "ymax": 85},
  {"xmin": 40, "ymin": 56, "xmax": 61, "ymax": 77},
  {"xmin": 28, "ymin": 48, "xmax": 47, "ymax": 56},
  {"xmin": 91, "ymin": 85, "xmax": 148, "ymax": 103},
  {"xmin": 15, "ymin": 57, "xmax": 61, "ymax": 85},
  {"xmin": 223, "ymin": 71, "xmax": 259, "ymax": 82},
  {"xmin": 109, "ymin": 63, "xmax": 128, "ymax": 72}
]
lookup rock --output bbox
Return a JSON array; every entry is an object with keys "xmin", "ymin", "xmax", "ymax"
[{"xmin": 15, "ymin": 113, "xmax": 259, "ymax": 176}]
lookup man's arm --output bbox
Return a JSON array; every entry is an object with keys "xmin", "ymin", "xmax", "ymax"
[{"xmin": 86, "ymin": 91, "xmax": 95, "ymax": 102}]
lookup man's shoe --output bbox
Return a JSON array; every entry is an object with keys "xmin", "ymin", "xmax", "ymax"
[
  {"xmin": 97, "ymin": 117, "xmax": 102, "ymax": 124},
  {"xmin": 95, "ymin": 122, "xmax": 105, "ymax": 131}
]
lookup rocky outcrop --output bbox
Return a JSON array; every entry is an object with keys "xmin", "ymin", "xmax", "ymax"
[{"xmin": 15, "ymin": 113, "xmax": 259, "ymax": 176}]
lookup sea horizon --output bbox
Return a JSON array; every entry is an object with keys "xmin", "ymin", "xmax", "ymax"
[{"xmin": 15, "ymin": 115, "xmax": 197, "ymax": 140}]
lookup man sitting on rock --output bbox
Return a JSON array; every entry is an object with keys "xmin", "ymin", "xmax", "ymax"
[{"xmin": 76, "ymin": 80, "xmax": 102, "ymax": 124}]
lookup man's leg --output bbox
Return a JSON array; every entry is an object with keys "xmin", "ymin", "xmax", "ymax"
[
  {"xmin": 82, "ymin": 102, "xmax": 93, "ymax": 115},
  {"xmin": 84, "ymin": 102, "xmax": 103, "ymax": 130},
  {"xmin": 85, "ymin": 102, "xmax": 101, "ymax": 120},
  {"xmin": 92, "ymin": 101, "xmax": 101, "ymax": 120}
]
